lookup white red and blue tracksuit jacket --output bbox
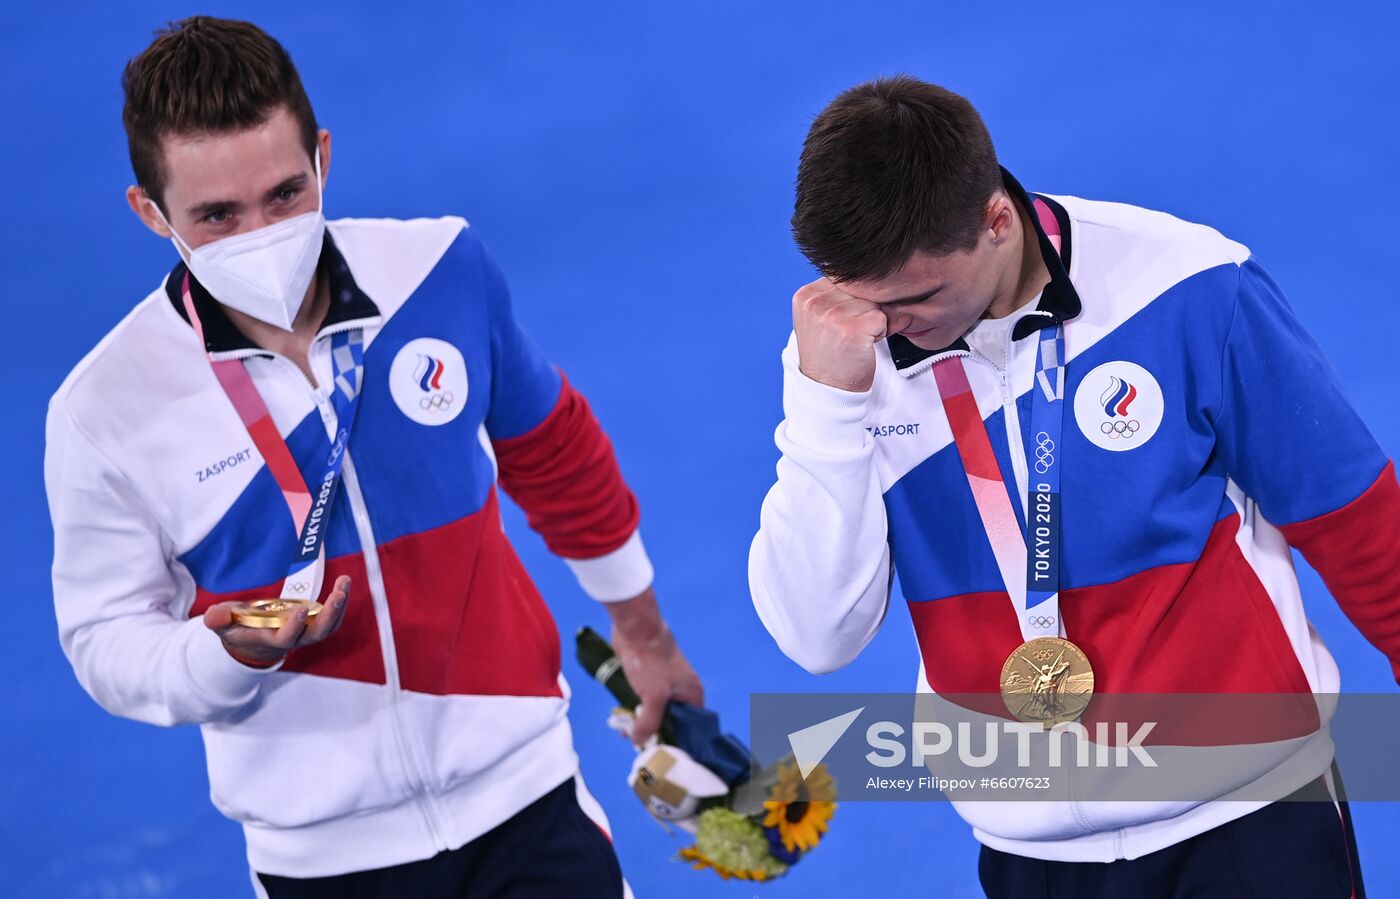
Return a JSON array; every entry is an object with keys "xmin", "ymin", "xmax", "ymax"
[
  {"xmin": 749, "ymin": 170, "xmax": 1400, "ymax": 862},
  {"xmin": 45, "ymin": 217, "xmax": 651, "ymax": 877}
]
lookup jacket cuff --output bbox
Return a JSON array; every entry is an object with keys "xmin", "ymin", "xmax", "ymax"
[
  {"xmin": 184, "ymin": 619, "xmax": 281, "ymax": 705},
  {"xmin": 782, "ymin": 369, "xmax": 872, "ymax": 454},
  {"xmin": 565, "ymin": 530, "xmax": 655, "ymax": 602}
]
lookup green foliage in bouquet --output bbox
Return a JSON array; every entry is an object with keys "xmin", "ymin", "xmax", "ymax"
[{"xmin": 679, "ymin": 808, "xmax": 789, "ymax": 881}]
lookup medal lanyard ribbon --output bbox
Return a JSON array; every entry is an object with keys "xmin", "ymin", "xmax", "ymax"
[
  {"xmin": 931, "ymin": 199, "xmax": 1066, "ymax": 642},
  {"xmin": 180, "ymin": 273, "xmax": 364, "ymax": 601}
]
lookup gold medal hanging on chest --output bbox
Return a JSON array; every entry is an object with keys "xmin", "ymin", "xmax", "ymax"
[{"xmin": 999, "ymin": 636, "xmax": 1095, "ymax": 725}]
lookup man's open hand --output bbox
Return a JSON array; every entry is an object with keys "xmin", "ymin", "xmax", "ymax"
[{"xmin": 204, "ymin": 575, "xmax": 353, "ymax": 668}]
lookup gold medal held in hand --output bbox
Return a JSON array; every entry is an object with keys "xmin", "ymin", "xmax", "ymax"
[
  {"xmin": 229, "ymin": 598, "xmax": 323, "ymax": 629},
  {"xmin": 999, "ymin": 636, "xmax": 1095, "ymax": 725}
]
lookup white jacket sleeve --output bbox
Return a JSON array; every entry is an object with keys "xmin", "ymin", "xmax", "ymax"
[
  {"xmin": 748, "ymin": 335, "xmax": 891, "ymax": 674},
  {"xmin": 46, "ymin": 401, "xmax": 275, "ymax": 727}
]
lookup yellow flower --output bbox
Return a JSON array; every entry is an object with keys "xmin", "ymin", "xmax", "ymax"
[
  {"xmin": 678, "ymin": 845, "xmax": 776, "ymax": 881},
  {"xmin": 762, "ymin": 761, "xmax": 837, "ymax": 853}
]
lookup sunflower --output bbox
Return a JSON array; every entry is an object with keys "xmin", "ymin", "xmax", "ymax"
[
  {"xmin": 679, "ymin": 808, "xmax": 788, "ymax": 880},
  {"xmin": 762, "ymin": 761, "xmax": 837, "ymax": 854},
  {"xmin": 679, "ymin": 846, "xmax": 777, "ymax": 881}
]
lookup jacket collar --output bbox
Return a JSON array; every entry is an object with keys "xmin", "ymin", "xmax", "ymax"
[
  {"xmin": 165, "ymin": 231, "xmax": 381, "ymax": 356},
  {"xmin": 887, "ymin": 166, "xmax": 1080, "ymax": 375}
]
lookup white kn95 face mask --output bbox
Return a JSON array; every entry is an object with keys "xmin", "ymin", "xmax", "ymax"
[{"xmin": 159, "ymin": 152, "xmax": 326, "ymax": 332}]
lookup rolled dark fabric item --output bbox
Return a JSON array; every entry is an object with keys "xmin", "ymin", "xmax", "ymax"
[
  {"xmin": 577, "ymin": 625, "xmax": 642, "ymax": 709},
  {"xmin": 665, "ymin": 701, "xmax": 752, "ymax": 788},
  {"xmin": 575, "ymin": 626, "xmax": 750, "ymax": 786}
]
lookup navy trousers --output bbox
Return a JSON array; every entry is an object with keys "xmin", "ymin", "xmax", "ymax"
[
  {"xmin": 980, "ymin": 773, "xmax": 1364, "ymax": 898},
  {"xmin": 256, "ymin": 778, "xmax": 625, "ymax": 899}
]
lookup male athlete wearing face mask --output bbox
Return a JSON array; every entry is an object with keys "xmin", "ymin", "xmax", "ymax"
[{"xmin": 45, "ymin": 17, "xmax": 701, "ymax": 897}]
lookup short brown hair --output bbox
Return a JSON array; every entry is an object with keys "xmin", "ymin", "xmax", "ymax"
[
  {"xmin": 792, "ymin": 76, "xmax": 1002, "ymax": 283},
  {"xmin": 122, "ymin": 16, "xmax": 318, "ymax": 211}
]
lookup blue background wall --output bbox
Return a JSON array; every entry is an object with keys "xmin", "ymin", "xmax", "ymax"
[{"xmin": 4, "ymin": 2, "xmax": 1398, "ymax": 896}]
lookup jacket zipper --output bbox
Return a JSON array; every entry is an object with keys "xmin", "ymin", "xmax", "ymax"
[
  {"xmin": 341, "ymin": 455, "xmax": 450, "ymax": 851},
  {"xmin": 963, "ymin": 341, "xmax": 1031, "ymax": 512},
  {"xmin": 270, "ymin": 343, "xmax": 451, "ymax": 852}
]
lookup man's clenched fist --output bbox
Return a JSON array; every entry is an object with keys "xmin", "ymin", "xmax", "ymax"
[{"xmin": 792, "ymin": 278, "xmax": 890, "ymax": 392}]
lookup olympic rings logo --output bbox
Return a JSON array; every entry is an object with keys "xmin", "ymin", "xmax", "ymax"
[
  {"xmin": 1100, "ymin": 419, "xmax": 1141, "ymax": 439},
  {"xmin": 419, "ymin": 391, "xmax": 455, "ymax": 412},
  {"xmin": 1033, "ymin": 431, "xmax": 1055, "ymax": 474},
  {"xmin": 1026, "ymin": 615, "xmax": 1057, "ymax": 629},
  {"xmin": 285, "ymin": 582, "xmax": 310, "ymax": 594}
]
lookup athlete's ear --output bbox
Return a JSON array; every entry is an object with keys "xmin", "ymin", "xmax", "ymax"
[
  {"xmin": 126, "ymin": 185, "xmax": 173, "ymax": 239},
  {"xmin": 986, "ymin": 193, "xmax": 1016, "ymax": 247},
  {"xmin": 316, "ymin": 129, "xmax": 331, "ymax": 190}
]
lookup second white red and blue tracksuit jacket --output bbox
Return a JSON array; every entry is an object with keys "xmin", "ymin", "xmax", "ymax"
[
  {"xmin": 45, "ymin": 217, "xmax": 650, "ymax": 877},
  {"xmin": 749, "ymin": 170, "xmax": 1400, "ymax": 862}
]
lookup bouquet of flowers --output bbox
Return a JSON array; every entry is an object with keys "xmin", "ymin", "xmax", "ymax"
[{"xmin": 577, "ymin": 627, "xmax": 836, "ymax": 881}]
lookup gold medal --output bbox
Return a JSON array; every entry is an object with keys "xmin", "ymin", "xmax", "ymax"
[
  {"xmin": 229, "ymin": 599, "xmax": 323, "ymax": 629},
  {"xmin": 999, "ymin": 636, "xmax": 1095, "ymax": 725}
]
